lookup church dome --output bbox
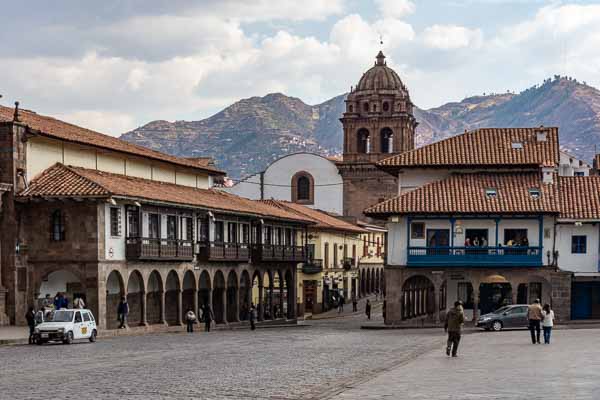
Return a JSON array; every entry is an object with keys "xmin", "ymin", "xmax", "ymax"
[{"xmin": 355, "ymin": 51, "xmax": 406, "ymax": 93}]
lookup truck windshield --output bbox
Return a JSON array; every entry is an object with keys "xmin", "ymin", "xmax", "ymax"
[{"xmin": 51, "ymin": 311, "xmax": 74, "ymax": 322}]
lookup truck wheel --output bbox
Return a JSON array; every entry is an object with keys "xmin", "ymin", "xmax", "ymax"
[
  {"xmin": 64, "ymin": 331, "xmax": 74, "ymax": 344},
  {"xmin": 89, "ymin": 330, "xmax": 97, "ymax": 343}
]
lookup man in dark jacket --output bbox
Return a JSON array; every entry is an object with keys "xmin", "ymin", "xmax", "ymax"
[
  {"xmin": 117, "ymin": 297, "xmax": 129, "ymax": 329},
  {"xmin": 444, "ymin": 301, "xmax": 465, "ymax": 357},
  {"xmin": 202, "ymin": 304, "xmax": 214, "ymax": 332},
  {"xmin": 25, "ymin": 307, "xmax": 36, "ymax": 344}
]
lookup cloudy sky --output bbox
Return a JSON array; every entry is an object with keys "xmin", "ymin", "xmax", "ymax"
[{"xmin": 1, "ymin": 0, "xmax": 600, "ymax": 136}]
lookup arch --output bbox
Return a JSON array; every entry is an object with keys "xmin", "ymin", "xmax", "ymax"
[
  {"xmin": 165, "ymin": 270, "xmax": 181, "ymax": 325},
  {"xmin": 357, "ymin": 128, "xmax": 370, "ymax": 154},
  {"xmin": 348, "ymin": 104, "xmax": 354, "ymax": 113},
  {"xmin": 182, "ymin": 270, "xmax": 197, "ymax": 319},
  {"xmin": 146, "ymin": 270, "xmax": 164, "ymax": 324},
  {"xmin": 226, "ymin": 270, "xmax": 239, "ymax": 323},
  {"xmin": 401, "ymin": 275, "xmax": 435, "ymax": 321},
  {"xmin": 239, "ymin": 270, "xmax": 251, "ymax": 321},
  {"xmin": 291, "ymin": 171, "xmax": 314, "ymax": 205},
  {"xmin": 263, "ymin": 270, "xmax": 273, "ymax": 320},
  {"xmin": 251, "ymin": 270, "xmax": 263, "ymax": 321},
  {"xmin": 126, "ymin": 270, "xmax": 144, "ymax": 326},
  {"xmin": 380, "ymin": 127, "xmax": 394, "ymax": 153},
  {"xmin": 38, "ymin": 269, "xmax": 83, "ymax": 307},
  {"xmin": 106, "ymin": 270, "xmax": 125, "ymax": 329},
  {"xmin": 198, "ymin": 270, "xmax": 212, "ymax": 311},
  {"xmin": 212, "ymin": 270, "xmax": 226, "ymax": 324}
]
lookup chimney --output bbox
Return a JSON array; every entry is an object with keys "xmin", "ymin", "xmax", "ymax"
[
  {"xmin": 542, "ymin": 165, "xmax": 554, "ymax": 184},
  {"xmin": 536, "ymin": 125, "xmax": 547, "ymax": 142}
]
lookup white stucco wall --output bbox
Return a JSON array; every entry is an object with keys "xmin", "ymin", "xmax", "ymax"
[
  {"xmin": 227, "ymin": 153, "xmax": 343, "ymax": 215},
  {"xmin": 104, "ymin": 204, "xmax": 126, "ymax": 261},
  {"xmin": 556, "ymin": 223, "xmax": 600, "ymax": 273}
]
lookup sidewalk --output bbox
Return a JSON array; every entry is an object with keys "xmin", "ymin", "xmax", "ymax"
[{"xmin": 306, "ymin": 295, "xmax": 383, "ymax": 320}]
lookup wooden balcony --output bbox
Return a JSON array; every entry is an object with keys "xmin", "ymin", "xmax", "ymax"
[
  {"xmin": 253, "ymin": 244, "xmax": 307, "ymax": 263},
  {"xmin": 126, "ymin": 237, "xmax": 194, "ymax": 261},
  {"xmin": 197, "ymin": 242, "xmax": 251, "ymax": 262},
  {"xmin": 407, "ymin": 246, "xmax": 542, "ymax": 267},
  {"xmin": 302, "ymin": 259, "xmax": 323, "ymax": 274}
]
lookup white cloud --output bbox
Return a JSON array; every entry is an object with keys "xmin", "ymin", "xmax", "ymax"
[
  {"xmin": 423, "ymin": 25, "xmax": 483, "ymax": 50},
  {"xmin": 208, "ymin": 0, "xmax": 345, "ymax": 22},
  {"xmin": 373, "ymin": 0, "xmax": 415, "ymax": 19}
]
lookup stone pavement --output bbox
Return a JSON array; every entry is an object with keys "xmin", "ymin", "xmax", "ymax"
[
  {"xmin": 335, "ymin": 328, "xmax": 600, "ymax": 400},
  {"xmin": 307, "ymin": 294, "xmax": 383, "ymax": 320}
]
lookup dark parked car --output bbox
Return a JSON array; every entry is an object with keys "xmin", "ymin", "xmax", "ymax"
[{"xmin": 476, "ymin": 304, "xmax": 530, "ymax": 331}]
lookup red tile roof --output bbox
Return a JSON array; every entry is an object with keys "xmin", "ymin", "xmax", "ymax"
[
  {"xmin": 365, "ymin": 172, "xmax": 559, "ymax": 216},
  {"xmin": 558, "ymin": 176, "xmax": 600, "ymax": 220},
  {"xmin": 260, "ymin": 200, "xmax": 366, "ymax": 234},
  {"xmin": 18, "ymin": 163, "xmax": 311, "ymax": 223},
  {"xmin": 0, "ymin": 105, "xmax": 224, "ymax": 175},
  {"xmin": 378, "ymin": 128, "xmax": 559, "ymax": 169}
]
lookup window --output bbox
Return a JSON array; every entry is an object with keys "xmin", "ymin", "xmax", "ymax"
[
  {"xmin": 214, "ymin": 221, "xmax": 225, "ymax": 243},
  {"xmin": 333, "ymin": 243, "xmax": 338, "ymax": 267},
  {"xmin": 127, "ymin": 208, "xmax": 139, "ymax": 238},
  {"xmin": 241, "ymin": 224, "xmax": 250, "ymax": 244},
  {"xmin": 572, "ymin": 235, "xmax": 587, "ymax": 254},
  {"xmin": 184, "ymin": 217, "xmax": 193, "ymax": 241},
  {"xmin": 352, "ymin": 244, "xmax": 356, "ymax": 260},
  {"xmin": 83, "ymin": 312, "xmax": 91, "ymax": 322},
  {"xmin": 276, "ymin": 227, "xmax": 283, "ymax": 245},
  {"xmin": 465, "ymin": 229, "xmax": 489, "ymax": 246},
  {"xmin": 529, "ymin": 282, "xmax": 542, "ymax": 303},
  {"xmin": 485, "ymin": 188, "xmax": 497, "ymax": 198},
  {"xmin": 357, "ymin": 128, "xmax": 370, "ymax": 153},
  {"xmin": 457, "ymin": 283, "xmax": 474, "ymax": 309},
  {"xmin": 504, "ymin": 229, "xmax": 528, "ymax": 246},
  {"xmin": 228, "ymin": 222, "xmax": 238, "ymax": 243},
  {"xmin": 148, "ymin": 214, "xmax": 160, "ymax": 239},
  {"xmin": 380, "ymin": 128, "xmax": 394, "ymax": 153},
  {"xmin": 263, "ymin": 226, "xmax": 272, "ymax": 245},
  {"xmin": 324, "ymin": 243, "xmax": 330, "ymax": 268},
  {"xmin": 575, "ymin": 171, "xmax": 585, "ymax": 177},
  {"xmin": 110, "ymin": 207, "xmax": 121, "ymax": 237},
  {"xmin": 197, "ymin": 217, "xmax": 209, "ymax": 242},
  {"xmin": 382, "ymin": 101, "xmax": 389, "ymax": 112},
  {"xmin": 50, "ymin": 210, "xmax": 65, "ymax": 241},
  {"xmin": 528, "ymin": 188, "xmax": 540, "ymax": 199},
  {"xmin": 167, "ymin": 215, "xmax": 177, "ymax": 240},
  {"xmin": 363, "ymin": 102, "xmax": 369, "ymax": 112},
  {"xmin": 291, "ymin": 172, "xmax": 314, "ymax": 204},
  {"xmin": 285, "ymin": 228, "xmax": 293, "ymax": 245},
  {"xmin": 348, "ymin": 105, "xmax": 353, "ymax": 113},
  {"xmin": 511, "ymin": 142, "xmax": 523, "ymax": 149},
  {"xmin": 74, "ymin": 312, "xmax": 82, "ymax": 323},
  {"xmin": 411, "ymin": 222, "xmax": 425, "ymax": 239}
]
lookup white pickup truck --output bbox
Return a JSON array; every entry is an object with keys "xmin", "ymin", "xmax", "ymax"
[{"xmin": 34, "ymin": 309, "xmax": 98, "ymax": 345}]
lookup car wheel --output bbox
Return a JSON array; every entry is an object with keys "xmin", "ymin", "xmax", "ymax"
[
  {"xmin": 89, "ymin": 329, "xmax": 97, "ymax": 343},
  {"xmin": 64, "ymin": 331, "xmax": 74, "ymax": 345},
  {"xmin": 491, "ymin": 321, "xmax": 503, "ymax": 331}
]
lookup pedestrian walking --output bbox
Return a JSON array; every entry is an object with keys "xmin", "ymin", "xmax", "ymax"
[
  {"xmin": 117, "ymin": 296, "xmax": 129, "ymax": 329},
  {"xmin": 25, "ymin": 307, "xmax": 36, "ymax": 345},
  {"xmin": 444, "ymin": 301, "xmax": 465, "ymax": 357},
  {"xmin": 528, "ymin": 298, "xmax": 543, "ymax": 344},
  {"xmin": 352, "ymin": 295, "xmax": 358, "ymax": 312},
  {"xmin": 185, "ymin": 308, "xmax": 197, "ymax": 333},
  {"xmin": 542, "ymin": 303, "xmax": 555, "ymax": 344},
  {"xmin": 365, "ymin": 299, "xmax": 372, "ymax": 320},
  {"xmin": 73, "ymin": 296, "xmax": 85, "ymax": 309},
  {"xmin": 203, "ymin": 304, "xmax": 214, "ymax": 332},
  {"xmin": 338, "ymin": 295, "xmax": 344, "ymax": 314},
  {"xmin": 250, "ymin": 303, "xmax": 257, "ymax": 331}
]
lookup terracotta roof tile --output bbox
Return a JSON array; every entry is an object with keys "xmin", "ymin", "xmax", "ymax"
[
  {"xmin": 0, "ymin": 105, "xmax": 224, "ymax": 175},
  {"xmin": 365, "ymin": 173, "xmax": 559, "ymax": 216},
  {"xmin": 558, "ymin": 176, "xmax": 600, "ymax": 220},
  {"xmin": 378, "ymin": 128, "xmax": 559, "ymax": 169},
  {"xmin": 18, "ymin": 164, "xmax": 311, "ymax": 223},
  {"xmin": 261, "ymin": 200, "xmax": 366, "ymax": 233}
]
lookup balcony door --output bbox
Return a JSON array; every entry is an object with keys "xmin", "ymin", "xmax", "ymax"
[{"xmin": 426, "ymin": 229, "xmax": 449, "ymax": 255}]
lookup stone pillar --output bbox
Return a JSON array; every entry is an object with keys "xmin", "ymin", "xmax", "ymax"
[
  {"xmin": 176, "ymin": 290, "xmax": 183, "ymax": 326},
  {"xmin": 472, "ymin": 289, "xmax": 480, "ymax": 322},
  {"xmin": 268, "ymin": 284, "xmax": 274, "ymax": 320},
  {"xmin": 140, "ymin": 292, "xmax": 148, "ymax": 326},
  {"xmin": 278, "ymin": 283, "xmax": 284, "ymax": 320},
  {"xmin": 289, "ymin": 273, "xmax": 297, "ymax": 320},
  {"xmin": 159, "ymin": 291, "xmax": 167, "ymax": 325},
  {"xmin": 258, "ymin": 285, "xmax": 264, "ymax": 321}
]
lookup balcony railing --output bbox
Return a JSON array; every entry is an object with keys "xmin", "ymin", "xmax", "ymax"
[
  {"xmin": 197, "ymin": 242, "xmax": 250, "ymax": 262},
  {"xmin": 407, "ymin": 246, "xmax": 542, "ymax": 267},
  {"xmin": 254, "ymin": 244, "xmax": 307, "ymax": 263},
  {"xmin": 126, "ymin": 237, "xmax": 194, "ymax": 260},
  {"xmin": 302, "ymin": 259, "xmax": 323, "ymax": 274}
]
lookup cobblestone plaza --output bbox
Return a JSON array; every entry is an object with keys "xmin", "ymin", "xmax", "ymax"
[{"xmin": 1, "ymin": 313, "xmax": 599, "ymax": 400}]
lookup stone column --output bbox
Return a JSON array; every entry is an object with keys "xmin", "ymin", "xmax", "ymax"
[
  {"xmin": 258, "ymin": 285, "xmax": 264, "ymax": 321},
  {"xmin": 176, "ymin": 290, "xmax": 183, "ymax": 326},
  {"xmin": 140, "ymin": 292, "xmax": 148, "ymax": 326},
  {"xmin": 472, "ymin": 289, "xmax": 480, "ymax": 322},
  {"xmin": 159, "ymin": 291, "xmax": 167, "ymax": 325},
  {"xmin": 278, "ymin": 283, "xmax": 284, "ymax": 319}
]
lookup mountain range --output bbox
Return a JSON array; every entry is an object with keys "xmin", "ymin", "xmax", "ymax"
[{"xmin": 121, "ymin": 76, "xmax": 600, "ymax": 178}]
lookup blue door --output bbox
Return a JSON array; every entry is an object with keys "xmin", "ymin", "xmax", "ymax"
[{"xmin": 571, "ymin": 283, "xmax": 592, "ymax": 320}]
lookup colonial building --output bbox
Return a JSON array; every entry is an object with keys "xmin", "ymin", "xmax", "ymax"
[
  {"xmin": 365, "ymin": 127, "xmax": 600, "ymax": 324},
  {"xmin": 258, "ymin": 200, "xmax": 366, "ymax": 315},
  {"xmin": 337, "ymin": 51, "xmax": 418, "ymax": 221},
  {"xmin": 227, "ymin": 152, "xmax": 344, "ymax": 215},
  {"xmin": 0, "ymin": 104, "xmax": 313, "ymax": 328}
]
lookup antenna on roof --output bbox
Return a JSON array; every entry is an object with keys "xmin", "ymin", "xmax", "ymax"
[{"xmin": 13, "ymin": 101, "xmax": 20, "ymax": 122}]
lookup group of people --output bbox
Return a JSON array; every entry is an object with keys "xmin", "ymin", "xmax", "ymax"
[
  {"xmin": 464, "ymin": 237, "xmax": 488, "ymax": 248},
  {"xmin": 444, "ymin": 298, "xmax": 556, "ymax": 357}
]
